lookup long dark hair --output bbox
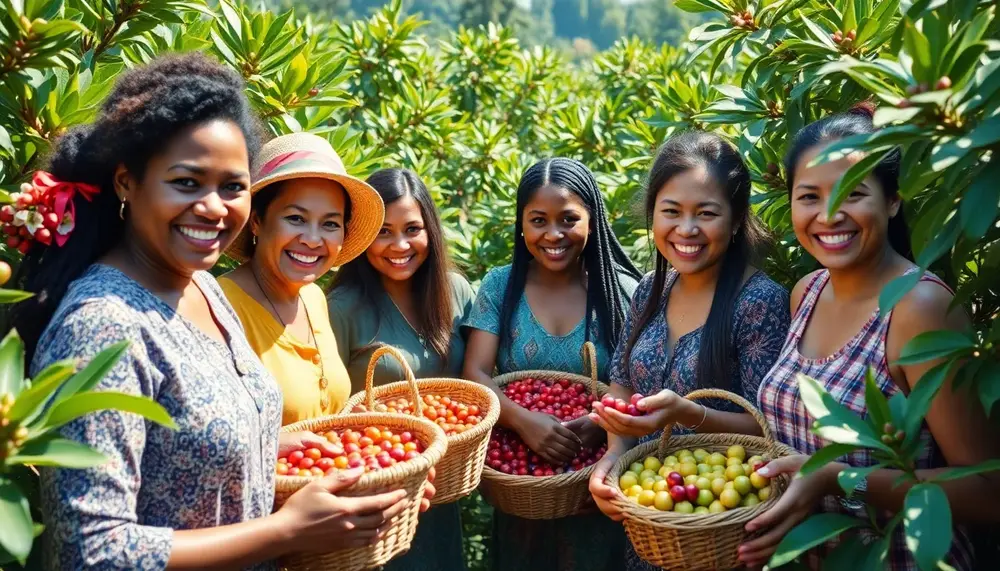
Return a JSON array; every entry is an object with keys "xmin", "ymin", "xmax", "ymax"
[
  {"xmin": 784, "ymin": 102, "xmax": 912, "ymax": 260},
  {"xmin": 8, "ymin": 53, "xmax": 262, "ymax": 361},
  {"xmin": 329, "ymin": 168, "xmax": 454, "ymax": 360},
  {"xmin": 499, "ymin": 158, "xmax": 642, "ymax": 355},
  {"xmin": 623, "ymin": 131, "xmax": 769, "ymax": 391}
]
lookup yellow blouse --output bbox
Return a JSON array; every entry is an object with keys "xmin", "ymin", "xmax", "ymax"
[{"xmin": 219, "ymin": 278, "xmax": 351, "ymax": 426}]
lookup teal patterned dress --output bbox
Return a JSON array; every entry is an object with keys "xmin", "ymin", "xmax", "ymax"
[{"xmin": 463, "ymin": 264, "xmax": 637, "ymax": 571}]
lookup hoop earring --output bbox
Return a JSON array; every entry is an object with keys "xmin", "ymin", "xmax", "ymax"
[{"xmin": 119, "ymin": 200, "xmax": 126, "ymax": 220}]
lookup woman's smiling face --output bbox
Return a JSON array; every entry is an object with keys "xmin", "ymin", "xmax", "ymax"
[
  {"xmin": 790, "ymin": 143, "xmax": 899, "ymax": 271},
  {"xmin": 365, "ymin": 193, "xmax": 430, "ymax": 283},
  {"xmin": 521, "ymin": 184, "xmax": 591, "ymax": 273},
  {"xmin": 118, "ymin": 118, "xmax": 251, "ymax": 276},
  {"xmin": 251, "ymin": 178, "xmax": 347, "ymax": 287},
  {"xmin": 652, "ymin": 165, "xmax": 734, "ymax": 276}
]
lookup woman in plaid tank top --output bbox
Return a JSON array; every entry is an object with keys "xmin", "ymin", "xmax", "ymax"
[{"xmin": 738, "ymin": 106, "xmax": 999, "ymax": 569}]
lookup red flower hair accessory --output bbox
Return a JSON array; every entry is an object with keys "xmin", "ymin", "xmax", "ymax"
[{"xmin": 1, "ymin": 171, "xmax": 100, "ymax": 253}]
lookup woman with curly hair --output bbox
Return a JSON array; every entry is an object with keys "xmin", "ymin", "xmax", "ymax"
[{"xmin": 11, "ymin": 53, "xmax": 414, "ymax": 570}]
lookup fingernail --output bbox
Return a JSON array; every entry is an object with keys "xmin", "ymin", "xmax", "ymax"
[{"xmin": 758, "ymin": 466, "xmax": 770, "ymax": 476}]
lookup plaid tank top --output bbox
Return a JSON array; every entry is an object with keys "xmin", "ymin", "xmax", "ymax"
[{"xmin": 757, "ymin": 268, "xmax": 975, "ymax": 570}]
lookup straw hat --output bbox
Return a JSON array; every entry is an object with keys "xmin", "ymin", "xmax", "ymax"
[{"xmin": 228, "ymin": 132, "xmax": 384, "ymax": 266}]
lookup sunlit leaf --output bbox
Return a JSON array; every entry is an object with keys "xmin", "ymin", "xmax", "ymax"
[
  {"xmin": 904, "ymin": 483, "xmax": 952, "ymax": 570},
  {"xmin": 769, "ymin": 513, "xmax": 865, "ymax": 567}
]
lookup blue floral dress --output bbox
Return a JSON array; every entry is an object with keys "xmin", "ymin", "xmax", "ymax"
[
  {"xmin": 609, "ymin": 269, "xmax": 790, "ymax": 571},
  {"xmin": 30, "ymin": 265, "xmax": 283, "ymax": 571},
  {"xmin": 464, "ymin": 264, "xmax": 639, "ymax": 571}
]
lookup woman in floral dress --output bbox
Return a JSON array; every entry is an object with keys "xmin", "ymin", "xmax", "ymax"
[
  {"xmin": 12, "ymin": 53, "xmax": 411, "ymax": 570},
  {"xmin": 587, "ymin": 132, "xmax": 790, "ymax": 571}
]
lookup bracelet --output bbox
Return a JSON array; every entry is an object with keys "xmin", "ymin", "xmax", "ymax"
[{"xmin": 682, "ymin": 404, "xmax": 708, "ymax": 432}]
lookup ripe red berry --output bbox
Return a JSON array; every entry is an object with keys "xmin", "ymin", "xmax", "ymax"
[
  {"xmin": 669, "ymin": 485, "xmax": 687, "ymax": 502},
  {"xmin": 936, "ymin": 76, "xmax": 952, "ymax": 90}
]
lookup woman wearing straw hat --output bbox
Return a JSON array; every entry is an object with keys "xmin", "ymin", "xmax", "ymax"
[
  {"xmin": 219, "ymin": 133, "xmax": 437, "ymax": 520},
  {"xmin": 220, "ymin": 131, "xmax": 387, "ymax": 427}
]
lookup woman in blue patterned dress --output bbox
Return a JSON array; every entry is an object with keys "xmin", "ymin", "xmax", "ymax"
[
  {"xmin": 463, "ymin": 157, "xmax": 642, "ymax": 571},
  {"xmin": 11, "ymin": 53, "xmax": 412, "ymax": 570},
  {"xmin": 586, "ymin": 132, "xmax": 791, "ymax": 571},
  {"xmin": 737, "ymin": 105, "xmax": 997, "ymax": 570}
]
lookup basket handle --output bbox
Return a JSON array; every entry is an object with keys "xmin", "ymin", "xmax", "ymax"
[
  {"xmin": 580, "ymin": 341, "xmax": 599, "ymax": 398},
  {"xmin": 655, "ymin": 388, "xmax": 777, "ymax": 460},
  {"xmin": 364, "ymin": 345, "xmax": 422, "ymax": 416}
]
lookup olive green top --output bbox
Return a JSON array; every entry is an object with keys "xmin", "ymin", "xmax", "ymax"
[{"xmin": 327, "ymin": 272, "xmax": 476, "ymax": 394}]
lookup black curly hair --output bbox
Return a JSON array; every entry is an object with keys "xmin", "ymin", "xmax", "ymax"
[{"xmin": 9, "ymin": 52, "xmax": 263, "ymax": 360}]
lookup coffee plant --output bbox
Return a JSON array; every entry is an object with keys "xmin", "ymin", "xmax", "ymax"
[{"xmin": 0, "ymin": 0, "xmax": 997, "ymax": 568}]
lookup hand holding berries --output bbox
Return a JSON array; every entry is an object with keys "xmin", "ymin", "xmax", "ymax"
[
  {"xmin": 515, "ymin": 409, "xmax": 582, "ymax": 465},
  {"xmin": 590, "ymin": 389, "xmax": 703, "ymax": 438}
]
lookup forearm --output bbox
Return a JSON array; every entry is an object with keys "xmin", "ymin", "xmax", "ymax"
[
  {"xmin": 168, "ymin": 513, "xmax": 292, "ymax": 570},
  {"xmin": 823, "ymin": 462, "xmax": 1000, "ymax": 524},
  {"xmin": 684, "ymin": 407, "xmax": 763, "ymax": 437},
  {"xmin": 607, "ymin": 432, "xmax": 637, "ymax": 456}
]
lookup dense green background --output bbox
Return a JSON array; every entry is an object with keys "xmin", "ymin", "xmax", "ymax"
[{"xmin": 0, "ymin": 0, "xmax": 998, "ymax": 569}]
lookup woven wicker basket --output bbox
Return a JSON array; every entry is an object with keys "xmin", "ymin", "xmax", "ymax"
[
  {"xmin": 340, "ymin": 345, "xmax": 501, "ymax": 505},
  {"xmin": 274, "ymin": 412, "xmax": 448, "ymax": 571},
  {"xmin": 606, "ymin": 388, "xmax": 797, "ymax": 571},
  {"xmin": 478, "ymin": 341, "xmax": 611, "ymax": 520}
]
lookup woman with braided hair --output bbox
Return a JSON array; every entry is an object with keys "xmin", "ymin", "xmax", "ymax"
[{"xmin": 463, "ymin": 157, "xmax": 641, "ymax": 571}]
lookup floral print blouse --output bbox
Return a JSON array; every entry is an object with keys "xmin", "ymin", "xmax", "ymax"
[
  {"xmin": 30, "ymin": 265, "xmax": 283, "ymax": 571},
  {"xmin": 610, "ymin": 269, "xmax": 791, "ymax": 445}
]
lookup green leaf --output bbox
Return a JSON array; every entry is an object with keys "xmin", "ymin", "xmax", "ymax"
[
  {"xmin": 841, "ymin": 0, "xmax": 857, "ymax": 34},
  {"xmin": 50, "ymin": 340, "xmax": 129, "ymax": 406},
  {"xmin": 902, "ymin": 361, "xmax": 954, "ymax": 440},
  {"xmin": 879, "ymin": 269, "xmax": 924, "ymax": 315},
  {"xmin": 902, "ymin": 18, "xmax": 932, "ymax": 81},
  {"xmin": 864, "ymin": 367, "xmax": 893, "ymax": 432},
  {"xmin": 0, "ymin": 329, "xmax": 25, "ymax": 398},
  {"xmin": 838, "ymin": 464, "xmax": 881, "ymax": 496},
  {"xmin": 800, "ymin": 443, "xmax": 858, "ymax": 476},
  {"xmin": 7, "ymin": 436, "xmax": 107, "ymax": 468},
  {"xmin": 6, "ymin": 360, "xmax": 75, "ymax": 423},
  {"xmin": 896, "ymin": 330, "xmax": 976, "ymax": 366},
  {"xmin": 768, "ymin": 513, "xmax": 865, "ymax": 567},
  {"xmin": 281, "ymin": 52, "xmax": 309, "ymax": 93},
  {"xmin": 904, "ymin": 483, "xmax": 952, "ymax": 571},
  {"xmin": 959, "ymin": 159, "xmax": 1000, "ymax": 241},
  {"xmin": 827, "ymin": 148, "xmax": 894, "ymax": 218},
  {"xmin": 930, "ymin": 459, "xmax": 1000, "ymax": 483},
  {"xmin": 0, "ymin": 477, "xmax": 33, "ymax": 565},
  {"xmin": 44, "ymin": 392, "xmax": 177, "ymax": 430},
  {"xmin": 797, "ymin": 373, "xmax": 890, "ymax": 451},
  {"xmin": 977, "ymin": 361, "xmax": 1000, "ymax": 415},
  {"xmin": 674, "ymin": 0, "xmax": 731, "ymax": 13}
]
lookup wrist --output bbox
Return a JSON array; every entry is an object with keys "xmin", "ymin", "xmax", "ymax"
[
  {"xmin": 263, "ymin": 511, "xmax": 298, "ymax": 557},
  {"xmin": 822, "ymin": 462, "xmax": 849, "ymax": 497},
  {"xmin": 677, "ymin": 399, "xmax": 707, "ymax": 430}
]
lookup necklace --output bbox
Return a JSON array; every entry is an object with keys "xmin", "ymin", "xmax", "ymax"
[
  {"xmin": 387, "ymin": 292, "xmax": 425, "ymax": 347},
  {"xmin": 250, "ymin": 267, "xmax": 330, "ymax": 406}
]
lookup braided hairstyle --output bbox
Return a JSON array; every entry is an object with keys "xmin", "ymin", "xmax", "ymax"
[
  {"xmin": 499, "ymin": 158, "xmax": 642, "ymax": 356},
  {"xmin": 9, "ymin": 52, "xmax": 263, "ymax": 360}
]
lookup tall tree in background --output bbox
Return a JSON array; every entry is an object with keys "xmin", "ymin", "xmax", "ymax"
[
  {"xmin": 459, "ymin": 0, "xmax": 523, "ymax": 29},
  {"xmin": 625, "ymin": 0, "xmax": 695, "ymax": 46}
]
